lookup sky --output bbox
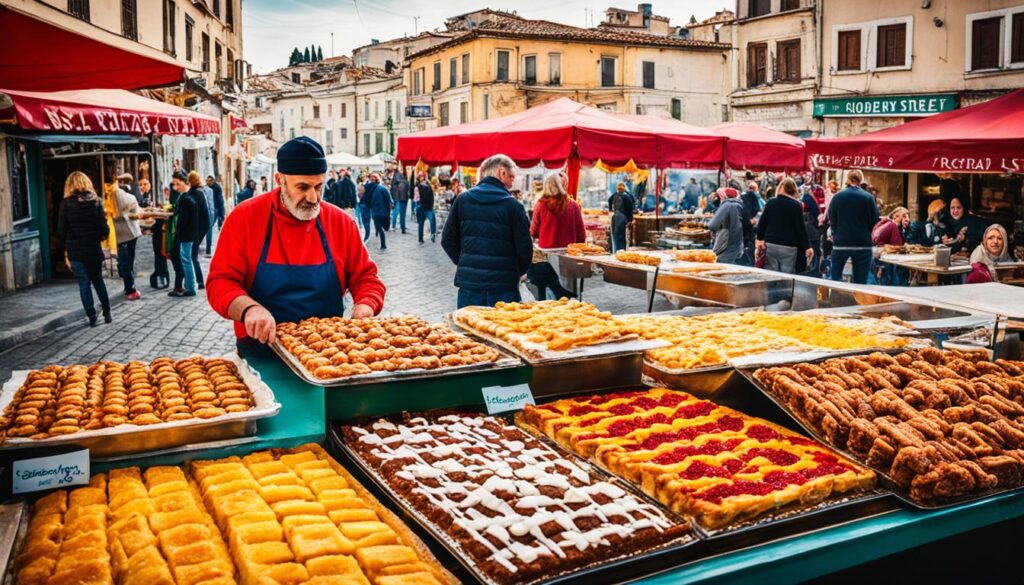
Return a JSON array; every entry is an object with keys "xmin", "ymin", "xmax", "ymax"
[{"xmin": 243, "ymin": 0, "xmax": 727, "ymax": 74}]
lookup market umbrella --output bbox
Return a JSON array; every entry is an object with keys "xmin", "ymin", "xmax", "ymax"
[
  {"xmin": 711, "ymin": 121, "xmax": 806, "ymax": 172},
  {"xmin": 805, "ymin": 88, "xmax": 1024, "ymax": 173}
]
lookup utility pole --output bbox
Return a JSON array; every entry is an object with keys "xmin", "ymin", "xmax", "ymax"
[{"xmin": 413, "ymin": 16, "xmax": 420, "ymax": 35}]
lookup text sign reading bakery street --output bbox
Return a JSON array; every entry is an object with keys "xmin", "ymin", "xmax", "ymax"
[
  {"xmin": 482, "ymin": 384, "xmax": 536, "ymax": 414},
  {"xmin": 813, "ymin": 94, "xmax": 958, "ymax": 118},
  {"xmin": 12, "ymin": 450, "xmax": 90, "ymax": 494}
]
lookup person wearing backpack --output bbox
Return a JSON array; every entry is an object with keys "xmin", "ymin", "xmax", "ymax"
[{"xmin": 608, "ymin": 182, "xmax": 635, "ymax": 252}]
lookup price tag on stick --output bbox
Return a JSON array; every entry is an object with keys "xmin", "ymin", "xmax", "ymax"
[
  {"xmin": 12, "ymin": 449, "xmax": 90, "ymax": 494},
  {"xmin": 481, "ymin": 383, "xmax": 535, "ymax": 414}
]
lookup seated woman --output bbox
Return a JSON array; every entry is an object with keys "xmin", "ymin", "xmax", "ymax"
[
  {"xmin": 967, "ymin": 224, "xmax": 1011, "ymax": 283},
  {"xmin": 872, "ymin": 207, "xmax": 910, "ymax": 285},
  {"xmin": 943, "ymin": 196, "xmax": 987, "ymax": 254},
  {"xmin": 528, "ymin": 173, "xmax": 584, "ymax": 299}
]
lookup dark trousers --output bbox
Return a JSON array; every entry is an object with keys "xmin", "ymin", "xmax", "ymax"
[
  {"xmin": 830, "ymin": 248, "xmax": 873, "ymax": 284},
  {"xmin": 392, "ymin": 199, "xmax": 408, "ymax": 232},
  {"xmin": 204, "ymin": 219, "xmax": 218, "ymax": 254},
  {"xmin": 457, "ymin": 287, "xmax": 521, "ymax": 309},
  {"xmin": 739, "ymin": 236, "xmax": 755, "ymax": 266},
  {"xmin": 190, "ymin": 237, "xmax": 205, "ymax": 287},
  {"xmin": 417, "ymin": 209, "xmax": 436, "ymax": 242},
  {"xmin": 612, "ymin": 224, "xmax": 627, "ymax": 252},
  {"xmin": 372, "ymin": 216, "xmax": 388, "ymax": 248},
  {"xmin": 70, "ymin": 258, "xmax": 110, "ymax": 318},
  {"xmin": 527, "ymin": 262, "xmax": 572, "ymax": 300},
  {"xmin": 360, "ymin": 209, "xmax": 372, "ymax": 241},
  {"xmin": 171, "ymin": 242, "xmax": 184, "ymax": 290},
  {"xmin": 802, "ymin": 238, "xmax": 821, "ymax": 277},
  {"xmin": 116, "ymin": 238, "xmax": 137, "ymax": 294}
]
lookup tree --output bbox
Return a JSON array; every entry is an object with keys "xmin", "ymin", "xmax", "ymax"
[
  {"xmin": 288, "ymin": 48, "xmax": 302, "ymax": 66},
  {"xmin": 310, "ymin": 45, "xmax": 317, "ymax": 62},
  {"xmin": 317, "ymin": 46, "xmax": 324, "ymax": 62},
  {"xmin": 303, "ymin": 47, "xmax": 311, "ymax": 63}
]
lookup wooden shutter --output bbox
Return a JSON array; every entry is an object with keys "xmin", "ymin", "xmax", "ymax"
[
  {"xmin": 746, "ymin": 44, "xmax": 756, "ymax": 86},
  {"xmin": 777, "ymin": 39, "xmax": 800, "ymax": 82},
  {"xmin": 877, "ymin": 24, "xmax": 906, "ymax": 67},
  {"xmin": 837, "ymin": 30, "xmax": 860, "ymax": 71},
  {"xmin": 972, "ymin": 17, "xmax": 1002, "ymax": 70}
]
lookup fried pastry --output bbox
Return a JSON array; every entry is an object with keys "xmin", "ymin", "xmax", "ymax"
[
  {"xmin": 615, "ymin": 250, "xmax": 662, "ymax": 266},
  {"xmin": 565, "ymin": 242, "xmax": 606, "ymax": 256}
]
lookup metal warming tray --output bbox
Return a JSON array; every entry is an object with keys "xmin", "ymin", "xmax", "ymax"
[{"xmin": 0, "ymin": 354, "xmax": 281, "ymax": 459}]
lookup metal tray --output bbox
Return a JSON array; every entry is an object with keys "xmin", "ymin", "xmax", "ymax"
[
  {"xmin": 270, "ymin": 336, "xmax": 523, "ymax": 388},
  {"xmin": 734, "ymin": 359, "xmax": 1019, "ymax": 510},
  {"xmin": 642, "ymin": 361, "xmax": 737, "ymax": 398},
  {"xmin": 512, "ymin": 407, "xmax": 890, "ymax": 539},
  {"xmin": 0, "ymin": 354, "xmax": 281, "ymax": 459},
  {"xmin": 330, "ymin": 416, "xmax": 699, "ymax": 585}
]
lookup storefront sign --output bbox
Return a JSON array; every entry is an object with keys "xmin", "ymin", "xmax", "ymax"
[
  {"xmin": 813, "ymin": 94, "xmax": 958, "ymax": 118},
  {"xmin": 12, "ymin": 449, "xmax": 90, "ymax": 494},
  {"xmin": 481, "ymin": 383, "xmax": 535, "ymax": 414},
  {"xmin": 36, "ymin": 106, "xmax": 219, "ymax": 135},
  {"xmin": 406, "ymin": 105, "xmax": 432, "ymax": 118},
  {"xmin": 810, "ymin": 152, "xmax": 1024, "ymax": 173}
]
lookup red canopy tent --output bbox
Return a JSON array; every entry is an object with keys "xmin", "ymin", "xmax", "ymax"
[
  {"xmin": 396, "ymin": 97, "xmax": 726, "ymax": 195},
  {"xmin": 0, "ymin": 88, "xmax": 220, "ymax": 136},
  {"xmin": 806, "ymin": 88, "xmax": 1024, "ymax": 174},
  {"xmin": 711, "ymin": 121, "xmax": 806, "ymax": 172}
]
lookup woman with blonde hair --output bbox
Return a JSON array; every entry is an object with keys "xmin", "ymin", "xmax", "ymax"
[
  {"xmin": 968, "ymin": 224, "xmax": 1011, "ymax": 283},
  {"xmin": 58, "ymin": 171, "xmax": 112, "ymax": 326},
  {"xmin": 527, "ymin": 173, "xmax": 584, "ymax": 299}
]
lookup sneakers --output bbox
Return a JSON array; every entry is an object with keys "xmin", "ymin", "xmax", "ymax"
[
  {"xmin": 125, "ymin": 291, "xmax": 141, "ymax": 300},
  {"xmin": 88, "ymin": 314, "xmax": 97, "ymax": 327},
  {"xmin": 103, "ymin": 311, "xmax": 112, "ymax": 324}
]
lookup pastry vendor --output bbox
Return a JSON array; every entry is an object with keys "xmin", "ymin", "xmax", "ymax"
[{"xmin": 207, "ymin": 136, "xmax": 385, "ymax": 357}]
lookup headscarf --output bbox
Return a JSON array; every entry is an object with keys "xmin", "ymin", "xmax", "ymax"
[{"xmin": 969, "ymin": 224, "xmax": 1010, "ymax": 282}]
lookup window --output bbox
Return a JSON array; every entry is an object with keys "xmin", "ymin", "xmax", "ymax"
[
  {"xmin": 375, "ymin": 133, "xmax": 383, "ymax": 153},
  {"xmin": 226, "ymin": 0, "xmax": 233, "ymax": 27},
  {"xmin": 450, "ymin": 58, "xmax": 457, "ymax": 87},
  {"xmin": 462, "ymin": 54, "xmax": 470, "ymax": 84},
  {"xmin": 496, "ymin": 50, "xmax": 510, "ymax": 81},
  {"xmin": 837, "ymin": 29, "xmax": 860, "ymax": 71},
  {"xmin": 201, "ymin": 33, "xmax": 210, "ymax": 72},
  {"xmin": 341, "ymin": 103, "xmax": 347, "ymax": 117},
  {"xmin": 121, "ymin": 0, "xmax": 137, "ymax": 40},
  {"xmin": 300, "ymin": 106, "xmax": 304, "ymax": 117},
  {"xmin": 1014, "ymin": 13, "xmax": 1024, "ymax": 64},
  {"xmin": 290, "ymin": 128, "xmax": 296, "ymax": 139},
  {"xmin": 313, "ymin": 105, "xmax": 320, "ymax": 118},
  {"xmin": 746, "ymin": 42, "xmax": 767, "ymax": 86},
  {"xmin": 363, "ymin": 133, "xmax": 370, "ymax": 155},
  {"xmin": 9, "ymin": 143, "xmax": 31, "ymax": 224},
  {"xmin": 227, "ymin": 49, "xmax": 234, "ymax": 80},
  {"xmin": 748, "ymin": 0, "xmax": 770, "ymax": 18},
  {"xmin": 212, "ymin": 0, "xmax": 219, "ymax": 17},
  {"xmin": 524, "ymin": 55, "xmax": 537, "ymax": 85},
  {"xmin": 68, "ymin": 0, "xmax": 89, "ymax": 20},
  {"xmin": 876, "ymin": 23, "xmax": 906, "ymax": 68},
  {"xmin": 549, "ymin": 53, "xmax": 561, "ymax": 85},
  {"xmin": 374, "ymin": 101, "xmax": 379, "ymax": 120},
  {"xmin": 325, "ymin": 130, "xmax": 333, "ymax": 148},
  {"xmin": 777, "ymin": 39, "xmax": 801, "ymax": 82},
  {"xmin": 396, "ymin": 102, "xmax": 401, "ymax": 123},
  {"xmin": 483, "ymin": 94, "xmax": 489, "ymax": 119},
  {"xmin": 642, "ymin": 61, "xmax": 655, "ymax": 89},
  {"xmin": 215, "ymin": 42, "xmax": 223, "ymax": 78},
  {"xmin": 432, "ymin": 61, "xmax": 441, "ymax": 91},
  {"xmin": 670, "ymin": 98, "xmax": 681, "ymax": 120},
  {"xmin": 341, "ymin": 128, "xmax": 348, "ymax": 139},
  {"xmin": 386, "ymin": 100, "xmax": 392, "ymax": 119},
  {"xmin": 363, "ymin": 99, "xmax": 369, "ymax": 121},
  {"xmin": 600, "ymin": 57, "xmax": 616, "ymax": 87},
  {"xmin": 328, "ymin": 103, "xmax": 332, "ymax": 117},
  {"xmin": 972, "ymin": 17, "xmax": 1002, "ymax": 70},
  {"xmin": 439, "ymin": 102, "xmax": 450, "ymax": 126},
  {"xmin": 291, "ymin": 72, "xmax": 300, "ymax": 83},
  {"xmin": 460, "ymin": 101, "xmax": 468, "ymax": 123},
  {"xmin": 413, "ymin": 69, "xmax": 422, "ymax": 95},
  {"xmin": 780, "ymin": 0, "xmax": 799, "ymax": 10},
  {"xmin": 162, "ymin": 0, "xmax": 176, "ymax": 56}
]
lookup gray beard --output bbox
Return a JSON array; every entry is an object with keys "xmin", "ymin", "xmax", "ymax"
[{"xmin": 280, "ymin": 188, "xmax": 320, "ymax": 221}]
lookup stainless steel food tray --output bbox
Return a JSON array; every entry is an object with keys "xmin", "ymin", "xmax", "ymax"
[
  {"xmin": 0, "ymin": 354, "xmax": 281, "ymax": 459},
  {"xmin": 331, "ymin": 418, "xmax": 698, "ymax": 585}
]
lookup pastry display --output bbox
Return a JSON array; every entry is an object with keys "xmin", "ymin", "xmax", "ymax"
[
  {"xmin": 754, "ymin": 349, "xmax": 1024, "ymax": 504},
  {"xmin": 520, "ymin": 388, "xmax": 875, "ymax": 529},
  {"xmin": 883, "ymin": 244, "xmax": 933, "ymax": 255},
  {"xmin": 565, "ymin": 242, "xmax": 606, "ymax": 256},
  {"xmin": 620, "ymin": 311, "xmax": 913, "ymax": 371},
  {"xmin": 614, "ymin": 251, "xmax": 662, "ymax": 267},
  {"xmin": 672, "ymin": 250, "xmax": 717, "ymax": 263},
  {"xmin": 14, "ymin": 444, "xmax": 453, "ymax": 585},
  {"xmin": 343, "ymin": 414, "xmax": 689, "ymax": 584},
  {"xmin": 0, "ymin": 357, "xmax": 254, "ymax": 443},
  {"xmin": 453, "ymin": 299, "xmax": 635, "ymax": 356},
  {"xmin": 275, "ymin": 316, "xmax": 502, "ymax": 380}
]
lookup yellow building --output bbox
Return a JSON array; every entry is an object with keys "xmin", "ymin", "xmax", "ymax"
[{"xmin": 404, "ymin": 9, "xmax": 731, "ymax": 129}]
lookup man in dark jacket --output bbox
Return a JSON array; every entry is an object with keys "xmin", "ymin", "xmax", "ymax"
[
  {"xmin": 441, "ymin": 154, "xmax": 532, "ymax": 308},
  {"xmin": 390, "ymin": 171, "xmax": 410, "ymax": 233},
  {"xmin": 739, "ymin": 183, "xmax": 763, "ymax": 265},
  {"xmin": 338, "ymin": 171, "xmax": 357, "ymax": 209},
  {"xmin": 416, "ymin": 175, "xmax": 436, "ymax": 243},
  {"xmin": 828, "ymin": 169, "xmax": 879, "ymax": 284},
  {"xmin": 169, "ymin": 172, "xmax": 210, "ymax": 297},
  {"xmin": 707, "ymin": 188, "xmax": 745, "ymax": 264},
  {"xmin": 608, "ymin": 182, "xmax": 635, "ymax": 252},
  {"xmin": 363, "ymin": 173, "xmax": 393, "ymax": 250}
]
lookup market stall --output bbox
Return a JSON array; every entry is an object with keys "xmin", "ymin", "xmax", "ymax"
[{"xmin": 710, "ymin": 121, "xmax": 807, "ymax": 172}]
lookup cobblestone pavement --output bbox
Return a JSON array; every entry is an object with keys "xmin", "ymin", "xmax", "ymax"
[{"xmin": 0, "ymin": 214, "xmax": 667, "ymax": 380}]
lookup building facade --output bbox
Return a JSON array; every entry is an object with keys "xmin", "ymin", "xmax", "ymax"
[{"xmin": 354, "ymin": 75, "xmax": 410, "ymax": 157}]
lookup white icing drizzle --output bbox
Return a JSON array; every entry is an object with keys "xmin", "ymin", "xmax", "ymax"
[{"xmin": 352, "ymin": 415, "xmax": 675, "ymax": 575}]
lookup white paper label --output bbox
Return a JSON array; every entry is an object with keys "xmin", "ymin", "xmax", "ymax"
[
  {"xmin": 12, "ymin": 450, "xmax": 90, "ymax": 494},
  {"xmin": 482, "ymin": 383, "xmax": 536, "ymax": 414}
]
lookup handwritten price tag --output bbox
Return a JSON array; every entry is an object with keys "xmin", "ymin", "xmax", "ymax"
[
  {"xmin": 482, "ymin": 383, "xmax": 535, "ymax": 414},
  {"xmin": 12, "ymin": 450, "xmax": 90, "ymax": 494}
]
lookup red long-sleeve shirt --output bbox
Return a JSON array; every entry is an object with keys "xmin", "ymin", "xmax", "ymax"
[
  {"xmin": 207, "ymin": 189, "xmax": 385, "ymax": 338},
  {"xmin": 530, "ymin": 199, "xmax": 586, "ymax": 249}
]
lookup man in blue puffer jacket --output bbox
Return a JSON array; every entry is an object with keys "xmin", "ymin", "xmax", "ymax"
[
  {"xmin": 363, "ymin": 173, "xmax": 393, "ymax": 250},
  {"xmin": 441, "ymin": 154, "xmax": 532, "ymax": 308}
]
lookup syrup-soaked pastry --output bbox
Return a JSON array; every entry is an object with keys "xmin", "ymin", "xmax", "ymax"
[
  {"xmin": 521, "ymin": 388, "xmax": 875, "ymax": 530},
  {"xmin": 754, "ymin": 349, "xmax": 1024, "ymax": 503},
  {"xmin": 345, "ymin": 414, "xmax": 689, "ymax": 584},
  {"xmin": 276, "ymin": 316, "xmax": 500, "ymax": 381}
]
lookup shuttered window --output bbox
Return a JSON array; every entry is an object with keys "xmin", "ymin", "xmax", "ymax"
[
  {"xmin": 837, "ymin": 30, "xmax": 861, "ymax": 71},
  {"xmin": 876, "ymin": 23, "xmax": 906, "ymax": 68},
  {"xmin": 777, "ymin": 39, "xmax": 801, "ymax": 82},
  {"xmin": 748, "ymin": 0, "xmax": 770, "ymax": 18},
  {"xmin": 972, "ymin": 17, "xmax": 1002, "ymax": 70},
  {"xmin": 1011, "ymin": 13, "xmax": 1024, "ymax": 64},
  {"xmin": 746, "ymin": 43, "xmax": 768, "ymax": 87},
  {"xmin": 642, "ymin": 61, "xmax": 655, "ymax": 89}
]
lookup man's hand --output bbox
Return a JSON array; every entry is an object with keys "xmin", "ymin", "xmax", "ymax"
[
  {"xmin": 941, "ymin": 235, "xmax": 954, "ymax": 245},
  {"xmin": 805, "ymin": 248, "xmax": 815, "ymax": 263},
  {"xmin": 243, "ymin": 305, "xmax": 277, "ymax": 344},
  {"xmin": 755, "ymin": 240, "xmax": 766, "ymax": 252},
  {"xmin": 351, "ymin": 303, "xmax": 374, "ymax": 319}
]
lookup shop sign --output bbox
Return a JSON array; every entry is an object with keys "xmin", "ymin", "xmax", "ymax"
[
  {"xmin": 813, "ymin": 94, "xmax": 958, "ymax": 118},
  {"xmin": 36, "ymin": 105, "xmax": 219, "ymax": 135},
  {"xmin": 481, "ymin": 383, "xmax": 535, "ymax": 414},
  {"xmin": 12, "ymin": 449, "xmax": 90, "ymax": 494},
  {"xmin": 406, "ymin": 104, "xmax": 432, "ymax": 118}
]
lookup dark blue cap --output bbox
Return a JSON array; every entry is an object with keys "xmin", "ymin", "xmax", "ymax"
[{"xmin": 277, "ymin": 136, "xmax": 327, "ymax": 175}]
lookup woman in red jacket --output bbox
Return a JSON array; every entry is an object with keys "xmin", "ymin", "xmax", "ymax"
[{"xmin": 527, "ymin": 173, "xmax": 584, "ymax": 299}]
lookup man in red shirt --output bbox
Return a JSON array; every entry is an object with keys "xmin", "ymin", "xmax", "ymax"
[{"xmin": 207, "ymin": 136, "xmax": 385, "ymax": 356}]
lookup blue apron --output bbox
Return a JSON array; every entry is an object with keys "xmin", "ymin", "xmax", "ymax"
[{"xmin": 239, "ymin": 210, "xmax": 345, "ymax": 358}]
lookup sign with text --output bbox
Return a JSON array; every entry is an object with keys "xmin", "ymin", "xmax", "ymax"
[
  {"xmin": 481, "ymin": 383, "xmax": 535, "ymax": 414},
  {"xmin": 813, "ymin": 94, "xmax": 958, "ymax": 118},
  {"xmin": 12, "ymin": 450, "xmax": 90, "ymax": 494}
]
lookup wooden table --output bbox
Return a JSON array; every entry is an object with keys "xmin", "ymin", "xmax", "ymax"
[{"xmin": 878, "ymin": 255, "xmax": 1024, "ymax": 286}]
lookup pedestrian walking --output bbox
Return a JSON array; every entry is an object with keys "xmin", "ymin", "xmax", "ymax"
[
  {"xmin": 207, "ymin": 175, "xmax": 225, "ymax": 228},
  {"xmin": 756, "ymin": 178, "xmax": 812, "ymax": 274},
  {"xmin": 237, "ymin": 179, "xmax": 256, "ymax": 204},
  {"xmin": 201, "ymin": 177, "xmax": 216, "ymax": 256},
  {"xmin": 707, "ymin": 187, "xmax": 745, "ymax": 264},
  {"xmin": 739, "ymin": 182, "xmax": 763, "ymax": 265},
  {"xmin": 363, "ymin": 173, "xmax": 393, "ymax": 250},
  {"xmin": 58, "ymin": 171, "xmax": 111, "ymax": 326},
  {"xmin": 357, "ymin": 176, "xmax": 374, "ymax": 242},
  {"xmin": 169, "ymin": 171, "xmax": 210, "ymax": 297},
  {"xmin": 338, "ymin": 171, "xmax": 357, "ymax": 209},
  {"xmin": 608, "ymin": 182, "xmax": 635, "ymax": 253},
  {"xmin": 828, "ymin": 170, "xmax": 879, "ymax": 284},
  {"xmin": 390, "ymin": 170, "xmax": 410, "ymax": 233},
  {"xmin": 441, "ymin": 154, "xmax": 532, "ymax": 308},
  {"xmin": 113, "ymin": 173, "xmax": 143, "ymax": 300},
  {"xmin": 416, "ymin": 173, "xmax": 436, "ymax": 243},
  {"xmin": 800, "ymin": 186, "xmax": 821, "ymax": 276},
  {"xmin": 528, "ymin": 174, "xmax": 583, "ymax": 299}
]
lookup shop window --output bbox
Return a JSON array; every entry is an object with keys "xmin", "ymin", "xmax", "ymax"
[
  {"xmin": 748, "ymin": 0, "xmax": 770, "ymax": 18},
  {"xmin": 601, "ymin": 57, "xmax": 616, "ymax": 87},
  {"xmin": 496, "ymin": 50, "xmax": 510, "ymax": 81},
  {"xmin": 68, "ymin": 0, "xmax": 90, "ymax": 21},
  {"xmin": 450, "ymin": 58, "xmax": 457, "ymax": 88},
  {"xmin": 876, "ymin": 23, "xmax": 906, "ymax": 68},
  {"xmin": 746, "ymin": 42, "xmax": 767, "ymax": 86},
  {"xmin": 524, "ymin": 55, "xmax": 537, "ymax": 85},
  {"xmin": 777, "ymin": 39, "xmax": 801, "ymax": 82},
  {"xmin": 439, "ymin": 102, "xmax": 450, "ymax": 126},
  {"xmin": 121, "ymin": 0, "xmax": 137, "ymax": 40},
  {"xmin": 549, "ymin": 53, "xmax": 561, "ymax": 85},
  {"xmin": 162, "ymin": 0, "xmax": 176, "ymax": 56},
  {"xmin": 460, "ymin": 101, "xmax": 469, "ymax": 124},
  {"xmin": 837, "ymin": 30, "xmax": 861, "ymax": 71},
  {"xmin": 432, "ymin": 61, "xmax": 441, "ymax": 91},
  {"xmin": 642, "ymin": 61, "xmax": 655, "ymax": 89},
  {"xmin": 462, "ymin": 54, "xmax": 470, "ymax": 84}
]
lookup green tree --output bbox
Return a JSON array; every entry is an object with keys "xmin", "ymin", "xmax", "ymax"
[
  {"xmin": 317, "ymin": 46, "xmax": 324, "ymax": 62},
  {"xmin": 288, "ymin": 47, "xmax": 302, "ymax": 66},
  {"xmin": 303, "ymin": 47, "xmax": 311, "ymax": 63}
]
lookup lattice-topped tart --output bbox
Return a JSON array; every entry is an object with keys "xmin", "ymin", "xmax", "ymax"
[{"xmin": 519, "ymin": 388, "xmax": 875, "ymax": 529}]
